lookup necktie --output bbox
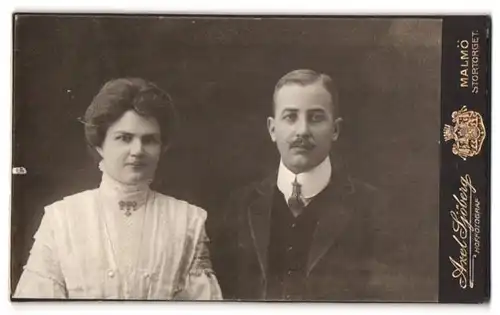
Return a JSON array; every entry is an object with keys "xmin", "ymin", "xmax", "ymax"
[{"xmin": 288, "ymin": 177, "xmax": 305, "ymax": 217}]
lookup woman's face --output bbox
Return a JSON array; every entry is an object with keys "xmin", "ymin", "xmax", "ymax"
[{"xmin": 96, "ymin": 110, "xmax": 162, "ymax": 185}]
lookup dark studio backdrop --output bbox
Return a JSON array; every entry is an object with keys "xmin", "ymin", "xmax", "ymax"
[{"xmin": 11, "ymin": 16, "xmax": 442, "ymax": 300}]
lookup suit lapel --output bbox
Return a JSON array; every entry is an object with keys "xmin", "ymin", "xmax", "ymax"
[
  {"xmin": 307, "ymin": 172, "xmax": 355, "ymax": 275},
  {"xmin": 247, "ymin": 173, "xmax": 276, "ymax": 280},
  {"xmin": 246, "ymin": 168, "xmax": 357, "ymax": 277}
]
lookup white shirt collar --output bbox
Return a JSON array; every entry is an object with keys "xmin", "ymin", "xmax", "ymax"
[{"xmin": 277, "ymin": 156, "xmax": 332, "ymax": 202}]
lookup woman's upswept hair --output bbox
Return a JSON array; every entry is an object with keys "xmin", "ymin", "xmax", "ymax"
[{"xmin": 81, "ymin": 77, "xmax": 178, "ymax": 150}]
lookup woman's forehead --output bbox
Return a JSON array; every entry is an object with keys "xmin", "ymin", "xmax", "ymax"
[{"xmin": 108, "ymin": 110, "xmax": 161, "ymax": 135}]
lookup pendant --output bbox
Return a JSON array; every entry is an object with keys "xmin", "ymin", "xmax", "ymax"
[{"xmin": 118, "ymin": 200, "xmax": 138, "ymax": 216}]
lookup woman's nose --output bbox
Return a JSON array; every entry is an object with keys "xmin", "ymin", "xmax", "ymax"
[{"xmin": 130, "ymin": 138, "xmax": 144, "ymax": 155}]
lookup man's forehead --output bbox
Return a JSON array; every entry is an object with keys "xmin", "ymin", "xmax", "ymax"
[
  {"xmin": 275, "ymin": 83, "xmax": 332, "ymax": 105},
  {"xmin": 276, "ymin": 82, "xmax": 331, "ymax": 97},
  {"xmin": 279, "ymin": 105, "xmax": 328, "ymax": 112},
  {"xmin": 275, "ymin": 90, "xmax": 333, "ymax": 113}
]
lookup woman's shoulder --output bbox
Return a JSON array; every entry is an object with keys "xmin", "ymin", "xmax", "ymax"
[
  {"xmin": 152, "ymin": 191, "xmax": 207, "ymax": 221},
  {"xmin": 44, "ymin": 189, "xmax": 98, "ymax": 213}
]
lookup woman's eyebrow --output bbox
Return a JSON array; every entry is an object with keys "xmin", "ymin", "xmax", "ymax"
[{"xmin": 112, "ymin": 130, "xmax": 160, "ymax": 136}]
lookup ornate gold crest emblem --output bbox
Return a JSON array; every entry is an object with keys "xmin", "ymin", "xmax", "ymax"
[{"xmin": 443, "ymin": 106, "xmax": 486, "ymax": 160}]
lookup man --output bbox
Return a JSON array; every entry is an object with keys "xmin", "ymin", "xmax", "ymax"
[{"xmin": 214, "ymin": 69, "xmax": 384, "ymax": 301}]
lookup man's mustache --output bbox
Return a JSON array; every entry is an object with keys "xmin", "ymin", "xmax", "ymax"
[{"xmin": 289, "ymin": 138, "xmax": 315, "ymax": 150}]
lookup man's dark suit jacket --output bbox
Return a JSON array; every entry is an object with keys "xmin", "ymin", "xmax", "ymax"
[{"xmin": 212, "ymin": 166, "xmax": 393, "ymax": 301}]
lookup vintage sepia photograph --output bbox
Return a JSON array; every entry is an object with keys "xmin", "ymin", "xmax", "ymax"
[{"xmin": 11, "ymin": 15, "xmax": 449, "ymax": 302}]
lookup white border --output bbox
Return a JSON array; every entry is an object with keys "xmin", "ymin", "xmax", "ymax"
[{"xmin": 1, "ymin": 1, "xmax": 497, "ymax": 314}]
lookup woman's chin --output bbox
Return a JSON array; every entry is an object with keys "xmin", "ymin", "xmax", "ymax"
[{"xmin": 120, "ymin": 174, "xmax": 150, "ymax": 185}]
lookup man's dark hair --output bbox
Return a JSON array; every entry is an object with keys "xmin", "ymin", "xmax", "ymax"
[{"xmin": 273, "ymin": 69, "xmax": 340, "ymax": 117}]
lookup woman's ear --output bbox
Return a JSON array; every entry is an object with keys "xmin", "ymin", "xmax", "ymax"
[{"xmin": 96, "ymin": 146, "xmax": 104, "ymax": 158}]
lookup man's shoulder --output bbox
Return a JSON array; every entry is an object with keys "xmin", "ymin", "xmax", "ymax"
[
  {"xmin": 228, "ymin": 172, "xmax": 276, "ymax": 201},
  {"xmin": 326, "ymin": 170, "xmax": 384, "ymax": 212},
  {"xmin": 348, "ymin": 176, "xmax": 379, "ymax": 195},
  {"xmin": 341, "ymin": 176, "xmax": 388, "ymax": 220}
]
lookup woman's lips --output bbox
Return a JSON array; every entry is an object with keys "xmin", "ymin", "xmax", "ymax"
[{"xmin": 127, "ymin": 162, "xmax": 147, "ymax": 167}]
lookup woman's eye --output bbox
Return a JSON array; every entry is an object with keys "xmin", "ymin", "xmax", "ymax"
[
  {"xmin": 143, "ymin": 137, "xmax": 159, "ymax": 145},
  {"xmin": 117, "ymin": 134, "xmax": 132, "ymax": 142}
]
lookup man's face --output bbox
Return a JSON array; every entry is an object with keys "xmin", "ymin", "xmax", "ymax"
[{"xmin": 268, "ymin": 82, "xmax": 342, "ymax": 174}]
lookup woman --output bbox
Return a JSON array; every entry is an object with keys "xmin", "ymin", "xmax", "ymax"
[{"xmin": 14, "ymin": 78, "xmax": 222, "ymax": 300}]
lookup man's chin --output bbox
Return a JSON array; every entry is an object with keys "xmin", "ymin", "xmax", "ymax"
[{"xmin": 284, "ymin": 157, "xmax": 315, "ymax": 174}]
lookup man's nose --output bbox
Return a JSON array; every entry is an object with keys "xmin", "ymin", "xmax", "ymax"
[{"xmin": 295, "ymin": 116, "xmax": 311, "ymax": 136}]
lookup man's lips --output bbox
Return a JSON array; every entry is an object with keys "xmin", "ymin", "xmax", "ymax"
[{"xmin": 290, "ymin": 144, "xmax": 315, "ymax": 151}]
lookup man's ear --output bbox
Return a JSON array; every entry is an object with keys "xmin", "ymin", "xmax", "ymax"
[
  {"xmin": 267, "ymin": 117, "xmax": 276, "ymax": 142},
  {"xmin": 161, "ymin": 144, "xmax": 170, "ymax": 154},
  {"xmin": 332, "ymin": 117, "xmax": 343, "ymax": 142}
]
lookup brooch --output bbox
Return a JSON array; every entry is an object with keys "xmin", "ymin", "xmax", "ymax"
[{"xmin": 118, "ymin": 200, "xmax": 138, "ymax": 216}]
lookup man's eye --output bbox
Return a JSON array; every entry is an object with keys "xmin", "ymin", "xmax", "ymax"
[
  {"xmin": 310, "ymin": 114, "xmax": 326, "ymax": 122},
  {"xmin": 283, "ymin": 114, "xmax": 297, "ymax": 121}
]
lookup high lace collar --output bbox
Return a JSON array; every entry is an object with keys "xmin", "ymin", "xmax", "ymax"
[{"xmin": 98, "ymin": 166, "xmax": 151, "ymax": 209}]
